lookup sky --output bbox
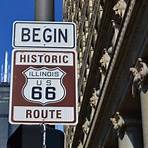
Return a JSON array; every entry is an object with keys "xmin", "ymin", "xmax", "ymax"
[
  {"xmin": 0, "ymin": 0, "xmax": 63, "ymax": 131},
  {"xmin": 0, "ymin": 0, "xmax": 34, "ymax": 82},
  {"xmin": 0, "ymin": 0, "xmax": 63, "ymax": 82}
]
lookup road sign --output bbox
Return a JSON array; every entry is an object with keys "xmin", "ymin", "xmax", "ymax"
[
  {"xmin": 12, "ymin": 21, "xmax": 76, "ymax": 49},
  {"xmin": 9, "ymin": 49, "xmax": 78, "ymax": 125}
]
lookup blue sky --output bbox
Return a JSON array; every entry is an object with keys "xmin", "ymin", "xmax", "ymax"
[
  {"xmin": 0, "ymin": 0, "xmax": 63, "ymax": 82},
  {"xmin": 0, "ymin": 0, "xmax": 34, "ymax": 81},
  {"xmin": 0, "ymin": 0, "xmax": 64, "ymax": 131},
  {"xmin": 0, "ymin": 0, "xmax": 63, "ymax": 130}
]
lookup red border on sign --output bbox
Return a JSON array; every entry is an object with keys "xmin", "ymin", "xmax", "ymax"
[{"xmin": 9, "ymin": 49, "xmax": 78, "ymax": 125}]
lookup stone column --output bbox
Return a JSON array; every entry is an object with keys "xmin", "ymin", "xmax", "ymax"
[
  {"xmin": 130, "ymin": 58, "xmax": 148, "ymax": 148},
  {"xmin": 118, "ymin": 123, "xmax": 142, "ymax": 148},
  {"xmin": 110, "ymin": 112, "xmax": 142, "ymax": 148},
  {"xmin": 140, "ymin": 85, "xmax": 148, "ymax": 148},
  {"xmin": 118, "ymin": 132, "xmax": 134, "ymax": 148}
]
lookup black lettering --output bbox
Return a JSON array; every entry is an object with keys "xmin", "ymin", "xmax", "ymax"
[
  {"xmin": 46, "ymin": 80, "xmax": 51, "ymax": 86},
  {"xmin": 54, "ymin": 29, "xmax": 57, "ymax": 42},
  {"xmin": 49, "ymin": 110, "xmax": 55, "ymax": 118},
  {"xmin": 38, "ymin": 55, "xmax": 44, "ymax": 62},
  {"xmin": 56, "ymin": 110, "xmax": 62, "ymax": 118},
  {"xmin": 44, "ymin": 55, "xmax": 50, "ymax": 63},
  {"xmin": 31, "ymin": 55, "xmax": 37, "ymax": 63},
  {"xmin": 32, "ymin": 86, "xmax": 42, "ymax": 100},
  {"xmin": 36, "ymin": 80, "xmax": 42, "ymax": 85},
  {"xmin": 26, "ymin": 110, "xmax": 32, "ymax": 118},
  {"xmin": 43, "ymin": 28, "xmax": 52, "ymax": 42},
  {"xmin": 41, "ymin": 110, "xmax": 48, "ymax": 118},
  {"xmin": 59, "ymin": 29, "xmax": 67, "ymax": 42},
  {"xmin": 21, "ymin": 28, "xmax": 30, "ymax": 41},
  {"xmin": 45, "ymin": 87, "xmax": 56, "ymax": 100},
  {"xmin": 63, "ymin": 55, "xmax": 68, "ymax": 63},
  {"xmin": 20, "ymin": 54, "xmax": 26, "ymax": 62},
  {"xmin": 34, "ymin": 110, "xmax": 40, "ymax": 118},
  {"xmin": 52, "ymin": 55, "xmax": 57, "ymax": 63},
  {"xmin": 27, "ymin": 55, "xmax": 30, "ymax": 63},
  {"xmin": 33, "ymin": 28, "xmax": 41, "ymax": 42}
]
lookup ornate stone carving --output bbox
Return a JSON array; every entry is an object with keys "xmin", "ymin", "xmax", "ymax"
[
  {"xmin": 100, "ymin": 48, "xmax": 111, "ymax": 73},
  {"xmin": 136, "ymin": 58, "xmax": 148, "ymax": 83},
  {"xmin": 82, "ymin": 118, "xmax": 90, "ymax": 134},
  {"xmin": 113, "ymin": 0, "xmax": 126, "ymax": 17},
  {"xmin": 110, "ymin": 112, "xmax": 125, "ymax": 136},
  {"xmin": 130, "ymin": 58, "xmax": 148, "ymax": 97},
  {"xmin": 98, "ymin": 49, "xmax": 111, "ymax": 91},
  {"xmin": 77, "ymin": 141, "xmax": 83, "ymax": 148},
  {"xmin": 89, "ymin": 88, "xmax": 98, "ymax": 109}
]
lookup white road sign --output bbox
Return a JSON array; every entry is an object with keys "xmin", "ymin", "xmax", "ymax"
[
  {"xmin": 12, "ymin": 21, "xmax": 76, "ymax": 49},
  {"xmin": 9, "ymin": 49, "xmax": 78, "ymax": 125},
  {"xmin": 22, "ymin": 67, "xmax": 66, "ymax": 104}
]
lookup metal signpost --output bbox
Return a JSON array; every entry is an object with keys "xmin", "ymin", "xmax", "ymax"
[
  {"xmin": 9, "ymin": 2, "xmax": 68, "ymax": 147},
  {"xmin": 9, "ymin": 20, "xmax": 76, "ymax": 148}
]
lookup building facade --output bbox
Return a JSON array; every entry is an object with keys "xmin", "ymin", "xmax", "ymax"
[
  {"xmin": 64, "ymin": 0, "xmax": 148, "ymax": 148},
  {"xmin": 0, "ymin": 83, "xmax": 10, "ymax": 147}
]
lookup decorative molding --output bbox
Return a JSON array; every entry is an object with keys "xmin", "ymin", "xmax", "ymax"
[
  {"xmin": 100, "ymin": 48, "xmax": 111, "ymax": 74},
  {"xmin": 89, "ymin": 88, "xmax": 98, "ymax": 109},
  {"xmin": 130, "ymin": 58, "xmax": 148, "ymax": 97},
  {"xmin": 110, "ymin": 112, "xmax": 125, "ymax": 136},
  {"xmin": 113, "ymin": 0, "xmax": 127, "ymax": 17}
]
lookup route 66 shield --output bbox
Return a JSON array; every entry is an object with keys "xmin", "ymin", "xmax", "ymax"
[{"xmin": 22, "ymin": 67, "xmax": 66, "ymax": 105}]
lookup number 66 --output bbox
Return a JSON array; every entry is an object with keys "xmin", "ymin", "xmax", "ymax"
[{"xmin": 31, "ymin": 86, "xmax": 56, "ymax": 100}]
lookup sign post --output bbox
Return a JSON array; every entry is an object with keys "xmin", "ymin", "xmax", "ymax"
[{"xmin": 9, "ymin": 49, "xmax": 77, "ymax": 125}]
